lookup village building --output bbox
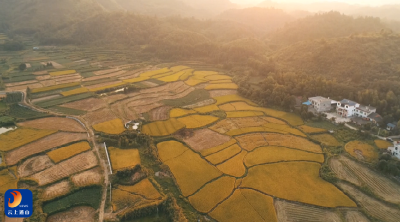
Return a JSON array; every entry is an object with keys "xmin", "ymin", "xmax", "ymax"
[
  {"xmin": 308, "ymin": 96, "xmax": 335, "ymax": 113},
  {"xmin": 388, "ymin": 143, "xmax": 400, "ymax": 160},
  {"xmin": 337, "ymin": 99, "xmax": 359, "ymax": 117},
  {"xmin": 387, "ymin": 122, "xmax": 397, "ymax": 131}
]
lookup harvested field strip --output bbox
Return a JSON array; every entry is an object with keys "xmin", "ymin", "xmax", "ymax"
[
  {"xmin": 329, "ymin": 157, "xmax": 362, "ymax": 186},
  {"xmin": 31, "ymin": 151, "xmax": 98, "ymax": 186},
  {"xmin": 234, "ymin": 133, "xmax": 268, "ymax": 151},
  {"xmin": 149, "ymin": 106, "xmax": 172, "ymax": 121},
  {"xmin": 178, "ymin": 114, "xmax": 219, "ymax": 129},
  {"xmin": 244, "ymin": 146, "xmax": 324, "ymax": 167},
  {"xmin": 118, "ymin": 179, "xmax": 162, "ymax": 200},
  {"xmin": 49, "ymin": 70, "xmax": 76, "ymax": 76},
  {"xmin": 140, "ymin": 68, "xmax": 170, "ymax": 78},
  {"xmin": 123, "ymin": 76, "xmax": 150, "ymax": 83},
  {"xmin": 182, "ymin": 99, "xmax": 215, "ymax": 109},
  {"xmin": 0, "ymin": 128, "xmax": 57, "ymax": 152},
  {"xmin": 262, "ymin": 133, "xmax": 322, "ymax": 153},
  {"xmin": 210, "ymin": 189, "xmax": 277, "ymax": 222},
  {"xmin": 345, "ymin": 211, "xmax": 370, "ymax": 222},
  {"xmin": 209, "ymin": 89, "xmax": 237, "ymax": 98},
  {"xmin": 42, "ymin": 187, "xmax": 102, "ymax": 215},
  {"xmin": 345, "ymin": 141, "xmax": 378, "ymax": 162},
  {"xmin": 374, "ymin": 140, "xmax": 393, "ymax": 149},
  {"xmin": 188, "ymin": 176, "xmax": 236, "ymax": 213},
  {"xmin": 216, "ymin": 150, "xmax": 247, "ymax": 177},
  {"xmin": 311, "ymin": 134, "xmax": 341, "ymax": 147},
  {"xmin": 84, "ymin": 70, "xmax": 125, "ymax": 81},
  {"xmin": 108, "ymin": 147, "xmax": 140, "ymax": 171},
  {"xmin": 102, "ymin": 94, "xmax": 127, "ymax": 104},
  {"xmin": 31, "ymin": 82, "xmax": 80, "ymax": 93},
  {"xmin": 193, "ymin": 104, "xmax": 219, "ymax": 113},
  {"xmin": 200, "ymin": 139, "xmax": 237, "ymax": 157},
  {"xmin": 205, "ymin": 83, "xmax": 238, "ymax": 90},
  {"xmin": 47, "ymin": 141, "xmax": 91, "ymax": 163},
  {"xmin": 61, "ymin": 87, "xmax": 88, "ymax": 96},
  {"xmin": 92, "ymin": 118, "xmax": 126, "ymax": 135},
  {"xmin": 298, "ymin": 125, "xmax": 327, "ymax": 134},
  {"xmin": 71, "ymin": 167, "xmax": 103, "ymax": 188},
  {"xmin": 241, "ymin": 162, "xmax": 356, "ymax": 208},
  {"xmin": 142, "ymin": 118, "xmax": 185, "ymax": 136},
  {"xmin": 226, "ymin": 111, "xmax": 264, "ymax": 118},
  {"xmin": 338, "ymin": 182, "xmax": 400, "ymax": 222},
  {"xmin": 46, "ymin": 206, "xmax": 96, "ymax": 222},
  {"xmin": 169, "ymin": 108, "xmax": 197, "ymax": 118},
  {"xmin": 183, "ymin": 128, "xmax": 231, "ymax": 152},
  {"xmin": 164, "ymin": 147, "xmax": 222, "ymax": 196},
  {"xmin": 274, "ymin": 199, "xmax": 342, "ymax": 222},
  {"xmin": 36, "ymin": 93, "xmax": 94, "ymax": 108},
  {"xmin": 0, "ymin": 169, "xmax": 18, "ymax": 194},
  {"xmin": 18, "ymin": 155, "xmax": 54, "ymax": 177},
  {"xmin": 214, "ymin": 95, "xmax": 256, "ymax": 106},
  {"xmin": 61, "ymin": 97, "xmax": 107, "ymax": 111},
  {"xmin": 157, "ymin": 141, "xmax": 188, "ymax": 162},
  {"xmin": 6, "ymin": 132, "xmax": 88, "ymax": 166},
  {"xmin": 42, "ymin": 180, "xmax": 71, "ymax": 201},
  {"xmin": 205, "ymin": 144, "xmax": 242, "ymax": 165},
  {"xmin": 89, "ymin": 82, "xmax": 126, "ymax": 92},
  {"xmin": 84, "ymin": 108, "xmax": 117, "ymax": 125},
  {"xmin": 334, "ymin": 155, "xmax": 400, "ymax": 204}
]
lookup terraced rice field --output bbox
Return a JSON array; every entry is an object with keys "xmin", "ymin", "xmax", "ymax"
[
  {"xmin": 149, "ymin": 106, "xmax": 172, "ymax": 121},
  {"xmin": 178, "ymin": 114, "xmax": 219, "ymax": 128},
  {"xmin": 311, "ymin": 134, "xmax": 341, "ymax": 147},
  {"xmin": 142, "ymin": 118, "xmax": 185, "ymax": 136},
  {"xmin": 108, "ymin": 147, "xmax": 140, "ymax": 171},
  {"xmin": 117, "ymin": 179, "xmax": 162, "ymax": 200},
  {"xmin": 182, "ymin": 128, "xmax": 231, "ymax": 151},
  {"xmin": 374, "ymin": 139, "xmax": 393, "ymax": 149},
  {"xmin": 298, "ymin": 125, "xmax": 327, "ymax": 134},
  {"xmin": 18, "ymin": 117, "xmax": 86, "ymax": 132},
  {"xmin": 47, "ymin": 141, "xmax": 91, "ymax": 163},
  {"xmin": 92, "ymin": 118, "xmax": 126, "ymax": 135},
  {"xmin": 42, "ymin": 180, "xmax": 71, "ymax": 201},
  {"xmin": 329, "ymin": 155, "xmax": 400, "ymax": 204},
  {"xmin": 345, "ymin": 141, "xmax": 379, "ymax": 162},
  {"xmin": 0, "ymin": 169, "xmax": 17, "ymax": 193}
]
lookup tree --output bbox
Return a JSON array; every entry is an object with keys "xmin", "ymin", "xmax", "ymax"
[{"xmin": 19, "ymin": 63, "xmax": 27, "ymax": 71}]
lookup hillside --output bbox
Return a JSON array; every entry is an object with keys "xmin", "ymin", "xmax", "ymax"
[
  {"xmin": 217, "ymin": 7, "xmax": 294, "ymax": 33},
  {"xmin": 270, "ymin": 11, "xmax": 387, "ymax": 45}
]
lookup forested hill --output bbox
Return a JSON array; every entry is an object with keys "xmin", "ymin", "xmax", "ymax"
[{"xmin": 271, "ymin": 11, "xmax": 387, "ymax": 45}]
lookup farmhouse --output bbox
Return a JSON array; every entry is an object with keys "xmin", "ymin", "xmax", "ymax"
[
  {"xmin": 308, "ymin": 96, "xmax": 333, "ymax": 113},
  {"xmin": 387, "ymin": 122, "xmax": 397, "ymax": 131},
  {"xmin": 337, "ymin": 99, "xmax": 359, "ymax": 117},
  {"xmin": 388, "ymin": 143, "xmax": 400, "ymax": 160}
]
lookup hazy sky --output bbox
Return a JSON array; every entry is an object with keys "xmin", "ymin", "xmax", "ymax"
[{"xmin": 230, "ymin": 0, "xmax": 400, "ymax": 6}]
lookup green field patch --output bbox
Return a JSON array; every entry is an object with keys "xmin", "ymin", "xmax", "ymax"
[
  {"xmin": 8, "ymin": 104, "xmax": 49, "ymax": 120},
  {"xmin": 35, "ymin": 93, "xmax": 94, "ymax": 108},
  {"xmin": 162, "ymin": 89, "xmax": 211, "ymax": 107},
  {"xmin": 47, "ymin": 106, "xmax": 87, "ymax": 115}
]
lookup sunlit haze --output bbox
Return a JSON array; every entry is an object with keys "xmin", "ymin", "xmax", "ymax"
[{"xmin": 231, "ymin": 0, "xmax": 400, "ymax": 6}]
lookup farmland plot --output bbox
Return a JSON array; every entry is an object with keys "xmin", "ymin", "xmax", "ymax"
[
  {"xmin": 6, "ymin": 132, "xmax": 88, "ymax": 165},
  {"xmin": 110, "ymin": 102, "xmax": 138, "ymax": 121},
  {"xmin": 0, "ymin": 128, "xmax": 57, "ymax": 152},
  {"xmin": 208, "ymin": 89, "xmax": 238, "ymax": 97},
  {"xmin": 178, "ymin": 114, "xmax": 219, "ymax": 128},
  {"xmin": 46, "ymin": 206, "xmax": 96, "ymax": 222},
  {"xmin": 345, "ymin": 141, "xmax": 378, "ymax": 162},
  {"xmin": 84, "ymin": 108, "xmax": 117, "ymax": 125},
  {"xmin": 18, "ymin": 155, "xmax": 54, "ymax": 177},
  {"xmin": 345, "ymin": 211, "xmax": 370, "ymax": 222},
  {"xmin": 182, "ymin": 128, "xmax": 231, "ymax": 151},
  {"xmin": 148, "ymin": 106, "xmax": 172, "ymax": 121},
  {"xmin": 92, "ymin": 118, "xmax": 126, "ymax": 135},
  {"xmin": 142, "ymin": 118, "xmax": 185, "ymax": 136},
  {"xmin": 108, "ymin": 147, "xmax": 140, "ymax": 171},
  {"xmin": 157, "ymin": 141, "xmax": 189, "ymax": 162},
  {"xmin": 47, "ymin": 141, "xmax": 91, "ymax": 163},
  {"xmin": 42, "ymin": 180, "xmax": 71, "ymax": 201},
  {"xmin": 338, "ymin": 182, "xmax": 400, "ymax": 222},
  {"xmin": 298, "ymin": 125, "xmax": 327, "ymax": 134},
  {"xmin": 235, "ymin": 133, "xmax": 269, "ymax": 151},
  {"xmin": 117, "ymin": 179, "xmax": 162, "ymax": 200},
  {"xmin": 182, "ymin": 99, "xmax": 215, "ymax": 109},
  {"xmin": 216, "ymin": 150, "xmax": 247, "ymax": 177},
  {"xmin": 101, "ymin": 94, "xmax": 127, "ymax": 104},
  {"xmin": 200, "ymin": 139, "xmax": 237, "ymax": 157},
  {"xmin": 0, "ymin": 169, "xmax": 17, "ymax": 194},
  {"xmin": 17, "ymin": 117, "xmax": 86, "ymax": 132},
  {"xmin": 205, "ymin": 144, "xmax": 242, "ymax": 165},
  {"xmin": 262, "ymin": 133, "xmax": 322, "ymax": 153},
  {"xmin": 330, "ymin": 155, "xmax": 400, "ymax": 204},
  {"xmin": 311, "ymin": 134, "xmax": 341, "ymax": 147},
  {"xmin": 274, "ymin": 199, "xmax": 342, "ymax": 222},
  {"xmin": 374, "ymin": 139, "xmax": 393, "ymax": 149},
  {"xmin": 241, "ymin": 162, "xmax": 356, "ymax": 208},
  {"xmin": 31, "ymin": 151, "xmax": 98, "ymax": 186},
  {"xmin": 71, "ymin": 167, "xmax": 103, "ymax": 188},
  {"xmin": 169, "ymin": 108, "xmax": 197, "ymax": 118}
]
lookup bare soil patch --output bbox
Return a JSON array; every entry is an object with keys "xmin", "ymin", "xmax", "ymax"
[
  {"xmin": 42, "ymin": 180, "xmax": 71, "ymax": 201},
  {"xmin": 345, "ymin": 211, "xmax": 370, "ymax": 222},
  {"xmin": 40, "ymin": 80, "xmax": 57, "ymax": 87},
  {"xmin": 18, "ymin": 155, "xmax": 54, "ymax": 177},
  {"xmin": 149, "ymin": 106, "xmax": 172, "ymax": 121},
  {"xmin": 61, "ymin": 98, "xmax": 107, "ymax": 112},
  {"xmin": 102, "ymin": 94, "xmax": 127, "ymax": 104},
  {"xmin": 209, "ymin": 89, "xmax": 238, "ymax": 98},
  {"xmin": 71, "ymin": 167, "xmax": 103, "ymax": 188},
  {"xmin": 182, "ymin": 128, "xmax": 231, "ymax": 151},
  {"xmin": 46, "ymin": 206, "xmax": 96, "ymax": 222},
  {"xmin": 6, "ymin": 132, "xmax": 88, "ymax": 165},
  {"xmin": 18, "ymin": 117, "xmax": 86, "ymax": 132},
  {"xmin": 84, "ymin": 108, "xmax": 117, "ymax": 125},
  {"xmin": 5, "ymin": 80, "xmax": 38, "ymax": 87},
  {"xmin": 7, "ymin": 83, "xmax": 43, "ymax": 91},
  {"xmin": 36, "ymin": 75, "xmax": 51, "ymax": 81},
  {"xmin": 31, "ymin": 151, "xmax": 98, "ymax": 186}
]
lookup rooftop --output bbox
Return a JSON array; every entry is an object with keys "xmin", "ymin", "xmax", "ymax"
[
  {"xmin": 340, "ymin": 99, "xmax": 358, "ymax": 106},
  {"xmin": 309, "ymin": 96, "xmax": 331, "ymax": 102},
  {"xmin": 357, "ymin": 105, "xmax": 376, "ymax": 112},
  {"xmin": 367, "ymin": 113, "xmax": 383, "ymax": 122}
]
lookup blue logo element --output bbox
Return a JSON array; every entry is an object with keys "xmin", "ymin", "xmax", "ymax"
[{"xmin": 4, "ymin": 189, "xmax": 33, "ymax": 218}]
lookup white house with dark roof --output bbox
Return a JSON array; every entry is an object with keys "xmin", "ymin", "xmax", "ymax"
[
  {"xmin": 308, "ymin": 96, "xmax": 333, "ymax": 112},
  {"xmin": 337, "ymin": 99, "xmax": 359, "ymax": 117},
  {"xmin": 354, "ymin": 105, "xmax": 376, "ymax": 118}
]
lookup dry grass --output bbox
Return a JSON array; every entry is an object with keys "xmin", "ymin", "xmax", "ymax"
[
  {"xmin": 92, "ymin": 118, "xmax": 126, "ymax": 135},
  {"xmin": 49, "ymin": 70, "xmax": 76, "ymax": 76},
  {"xmin": 71, "ymin": 167, "xmax": 103, "ymax": 188},
  {"xmin": 210, "ymin": 189, "xmax": 276, "ymax": 222},
  {"xmin": 169, "ymin": 108, "xmax": 197, "ymax": 118},
  {"xmin": 47, "ymin": 141, "xmax": 91, "ymax": 163},
  {"xmin": 241, "ymin": 162, "xmax": 356, "ymax": 207},
  {"xmin": 157, "ymin": 140, "xmax": 188, "ymax": 162},
  {"xmin": 118, "ymin": 179, "xmax": 162, "ymax": 200},
  {"xmin": 18, "ymin": 155, "xmax": 54, "ymax": 177},
  {"xmin": 31, "ymin": 82, "xmax": 80, "ymax": 93},
  {"xmin": 31, "ymin": 151, "xmax": 98, "ymax": 186},
  {"xmin": 84, "ymin": 108, "xmax": 117, "ymax": 125},
  {"xmin": 142, "ymin": 118, "xmax": 185, "ymax": 136},
  {"xmin": 216, "ymin": 150, "xmax": 247, "ymax": 177},
  {"xmin": 345, "ymin": 211, "xmax": 371, "ymax": 222},
  {"xmin": 163, "ymin": 148, "xmax": 222, "ymax": 196},
  {"xmin": 108, "ymin": 147, "xmax": 140, "ymax": 171},
  {"xmin": 61, "ymin": 87, "xmax": 89, "ymax": 97},
  {"xmin": 345, "ymin": 141, "xmax": 379, "ymax": 162},
  {"xmin": 200, "ymin": 139, "xmax": 237, "ymax": 157},
  {"xmin": 244, "ymin": 146, "xmax": 324, "ymax": 167},
  {"xmin": 6, "ymin": 132, "xmax": 88, "ymax": 166},
  {"xmin": 311, "ymin": 134, "xmax": 341, "ymax": 147},
  {"xmin": 262, "ymin": 133, "xmax": 322, "ymax": 153},
  {"xmin": 182, "ymin": 128, "xmax": 231, "ymax": 152},
  {"xmin": 178, "ymin": 114, "xmax": 219, "ymax": 128},
  {"xmin": 18, "ymin": 117, "xmax": 86, "ymax": 132},
  {"xmin": 62, "ymin": 98, "xmax": 107, "ymax": 112},
  {"xmin": 205, "ymin": 144, "xmax": 242, "ymax": 165},
  {"xmin": 374, "ymin": 139, "xmax": 393, "ymax": 149},
  {"xmin": 0, "ymin": 128, "xmax": 57, "ymax": 152},
  {"xmin": 298, "ymin": 125, "xmax": 327, "ymax": 134},
  {"xmin": 42, "ymin": 180, "xmax": 71, "ymax": 201},
  {"xmin": 188, "ymin": 176, "xmax": 236, "ymax": 213}
]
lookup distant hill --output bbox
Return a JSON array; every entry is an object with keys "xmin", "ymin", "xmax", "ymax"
[
  {"xmin": 181, "ymin": 0, "xmax": 237, "ymax": 15},
  {"xmin": 270, "ymin": 11, "xmax": 387, "ymax": 45},
  {"xmin": 217, "ymin": 7, "xmax": 294, "ymax": 33}
]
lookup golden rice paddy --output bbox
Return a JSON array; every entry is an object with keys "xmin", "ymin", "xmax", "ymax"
[
  {"xmin": 374, "ymin": 140, "xmax": 393, "ymax": 149},
  {"xmin": 311, "ymin": 134, "xmax": 341, "ymax": 147},
  {"xmin": 298, "ymin": 125, "xmax": 327, "ymax": 134},
  {"xmin": 169, "ymin": 108, "xmax": 197, "ymax": 118},
  {"xmin": 157, "ymin": 140, "xmax": 188, "ymax": 162},
  {"xmin": 205, "ymin": 83, "xmax": 239, "ymax": 90},
  {"xmin": 31, "ymin": 82, "xmax": 80, "ymax": 93},
  {"xmin": 345, "ymin": 141, "xmax": 379, "ymax": 162},
  {"xmin": 177, "ymin": 114, "xmax": 219, "ymax": 128},
  {"xmin": 216, "ymin": 150, "xmax": 247, "ymax": 177},
  {"xmin": 61, "ymin": 87, "xmax": 89, "ymax": 96},
  {"xmin": 49, "ymin": 70, "xmax": 76, "ymax": 76},
  {"xmin": 92, "ymin": 118, "xmax": 126, "ymax": 135},
  {"xmin": 142, "ymin": 118, "xmax": 185, "ymax": 136},
  {"xmin": 47, "ymin": 141, "xmax": 91, "ymax": 163},
  {"xmin": 205, "ymin": 144, "xmax": 242, "ymax": 165},
  {"xmin": 108, "ymin": 147, "xmax": 140, "ymax": 171},
  {"xmin": 0, "ymin": 128, "xmax": 57, "ymax": 152},
  {"xmin": 200, "ymin": 139, "xmax": 237, "ymax": 157}
]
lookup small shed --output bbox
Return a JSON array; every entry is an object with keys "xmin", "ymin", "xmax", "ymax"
[{"xmin": 387, "ymin": 122, "xmax": 397, "ymax": 131}]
